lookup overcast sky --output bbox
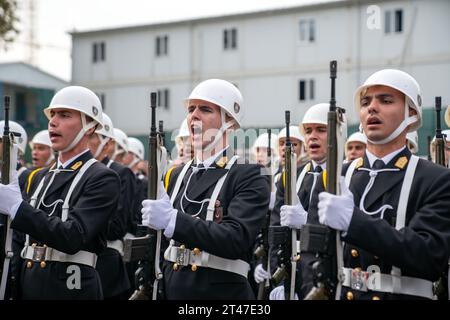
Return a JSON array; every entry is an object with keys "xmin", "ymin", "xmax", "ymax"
[{"xmin": 0, "ymin": 0, "xmax": 323, "ymax": 81}]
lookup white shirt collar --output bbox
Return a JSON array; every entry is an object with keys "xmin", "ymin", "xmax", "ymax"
[
  {"xmin": 58, "ymin": 149, "xmax": 90, "ymax": 169},
  {"xmin": 311, "ymin": 160, "xmax": 326, "ymax": 171},
  {"xmin": 196, "ymin": 146, "xmax": 228, "ymax": 170},
  {"xmin": 365, "ymin": 146, "xmax": 406, "ymax": 168}
]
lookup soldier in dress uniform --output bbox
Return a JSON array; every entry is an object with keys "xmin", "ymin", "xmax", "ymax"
[
  {"xmin": 141, "ymin": 79, "xmax": 270, "ymax": 299},
  {"xmin": 0, "ymin": 85, "xmax": 120, "ymax": 299},
  {"xmin": 253, "ymin": 125, "xmax": 305, "ymax": 287},
  {"xmin": 111, "ymin": 128, "xmax": 129, "ymax": 165},
  {"xmin": 268, "ymin": 103, "xmax": 335, "ymax": 299},
  {"xmin": 88, "ymin": 113, "xmax": 135, "ymax": 299},
  {"xmin": 318, "ymin": 69, "xmax": 450, "ymax": 300},
  {"xmin": 345, "ymin": 132, "xmax": 367, "ymax": 163},
  {"xmin": 0, "ymin": 120, "xmax": 30, "ymax": 191},
  {"xmin": 29, "ymin": 130, "xmax": 55, "ymax": 169}
]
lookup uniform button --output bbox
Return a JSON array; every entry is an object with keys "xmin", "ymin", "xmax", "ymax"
[
  {"xmin": 192, "ymin": 248, "xmax": 201, "ymax": 256},
  {"xmin": 351, "ymin": 249, "xmax": 358, "ymax": 258},
  {"xmin": 173, "ymin": 263, "xmax": 179, "ymax": 271},
  {"xmin": 191, "ymin": 264, "xmax": 198, "ymax": 272},
  {"xmin": 346, "ymin": 291, "xmax": 354, "ymax": 300},
  {"xmin": 372, "ymin": 295, "xmax": 380, "ymax": 300},
  {"xmin": 26, "ymin": 261, "xmax": 33, "ymax": 269},
  {"xmin": 40, "ymin": 261, "xmax": 46, "ymax": 268}
]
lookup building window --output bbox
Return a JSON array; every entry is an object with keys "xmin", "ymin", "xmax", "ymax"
[
  {"xmin": 299, "ymin": 19, "xmax": 315, "ymax": 43},
  {"xmin": 156, "ymin": 35, "xmax": 169, "ymax": 56},
  {"xmin": 223, "ymin": 28, "xmax": 237, "ymax": 50},
  {"xmin": 92, "ymin": 42, "xmax": 106, "ymax": 63},
  {"xmin": 299, "ymin": 79, "xmax": 315, "ymax": 101},
  {"xmin": 157, "ymin": 89, "xmax": 170, "ymax": 109},
  {"xmin": 385, "ymin": 9, "xmax": 403, "ymax": 34}
]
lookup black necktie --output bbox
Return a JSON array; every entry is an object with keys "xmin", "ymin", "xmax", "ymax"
[
  {"xmin": 372, "ymin": 159, "xmax": 385, "ymax": 170},
  {"xmin": 315, "ymin": 165, "xmax": 323, "ymax": 173}
]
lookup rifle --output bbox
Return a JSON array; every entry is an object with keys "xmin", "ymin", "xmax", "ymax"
[
  {"xmin": 0, "ymin": 96, "xmax": 18, "ymax": 300},
  {"xmin": 434, "ymin": 97, "xmax": 446, "ymax": 167},
  {"xmin": 269, "ymin": 112, "xmax": 299, "ymax": 300},
  {"xmin": 426, "ymin": 136, "xmax": 432, "ymax": 161},
  {"xmin": 254, "ymin": 129, "xmax": 272, "ymax": 300},
  {"xmin": 303, "ymin": 60, "xmax": 346, "ymax": 300},
  {"xmin": 127, "ymin": 92, "xmax": 164, "ymax": 300}
]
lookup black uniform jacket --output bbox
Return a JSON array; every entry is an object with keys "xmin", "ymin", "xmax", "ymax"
[
  {"xmin": 342, "ymin": 148, "xmax": 450, "ymax": 300},
  {"xmin": 162, "ymin": 155, "xmax": 270, "ymax": 299},
  {"xmin": 11, "ymin": 150, "xmax": 120, "ymax": 299},
  {"xmin": 95, "ymin": 157, "xmax": 135, "ymax": 297}
]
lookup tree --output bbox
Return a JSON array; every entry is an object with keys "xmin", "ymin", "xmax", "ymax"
[{"xmin": 0, "ymin": 0, "xmax": 19, "ymax": 48}]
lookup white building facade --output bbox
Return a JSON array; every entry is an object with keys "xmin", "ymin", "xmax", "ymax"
[{"xmin": 71, "ymin": 0, "xmax": 450, "ymax": 152}]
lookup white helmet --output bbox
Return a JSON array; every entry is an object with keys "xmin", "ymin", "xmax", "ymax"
[
  {"xmin": 252, "ymin": 132, "xmax": 278, "ymax": 151},
  {"xmin": 96, "ymin": 113, "xmax": 114, "ymax": 139},
  {"xmin": 300, "ymin": 103, "xmax": 330, "ymax": 136},
  {"xmin": 186, "ymin": 79, "xmax": 243, "ymax": 128},
  {"xmin": 278, "ymin": 126, "xmax": 305, "ymax": 143},
  {"xmin": 445, "ymin": 105, "xmax": 450, "ymax": 128},
  {"xmin": 0, "ymin": 120, "xmax": 28, "ymax": 154},
  {"xmin": 92, "ymin": 113, "xmax": 115, "ymax": 158},
  {"xmin": 406, "ymin": 131, "xmax": 419, "ymax": 154},
  {"xmin": 346, "ymin": 132, "xmax": 367, "ymax": 145},
  {"xmin": 29, "ymin": 130, "xmax": 52, "ymax": 148},
  {"xmin": 354, "ymin": 69, "xmax": 422, "ymax": 144},
  {"xmin": 113, "ymin": 128, "xmax": 129, "ymax": 153},
  {"xmin": 44, "ymin": 86, "xmax": 103, "ymax": 152},
  {"xmin": 176, "ymin": 119, "xmax": 190, "ymax": 139},
  {"xmin": 128, "ymin": 137, "xmax": 145, "ymax": 161},
  {"xmin": 44, "ymin": 86, "xmax": 103, "ymax": 129}
]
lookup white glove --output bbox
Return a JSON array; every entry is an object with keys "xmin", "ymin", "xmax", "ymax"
[
  {"xmin": 269, "ymin": 285, "xmax": 299, "ymax": 300},
  {"xmin": 0, "ymin": 171, "xmax": 23, "ymax": 219},
  {"xmin": 254, "ymin": 264, "xmax": 270, "ymax": 284},
  {"xmin": 318, "ymin": 177, "xmax": 354, "ymax": 232},
  {"xmin": 280, "ymin": 196, "xmax": 307, "ymax": 229},
  {"xmin": 141, "ymin": 182, "xmax": 177, "ymax": 232},
  {"xmin": 269, "ymin": 191, "xmax": 276, "ymax": 211}
]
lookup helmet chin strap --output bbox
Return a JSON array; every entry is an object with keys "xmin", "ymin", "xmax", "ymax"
[
  {"xmin": 367, "ymin": 97, "xmax": 418, "ymax": 145},
  {"xmin": 44, "ymin": 153, "xmax": 55, "ymax": 167},
  {"xmin": 202, "ymin": 109, "xmax": 234, "ymax": 153},
  {"xmin": 61, "ymin": 114, "xmax": 97, "ymax": 153},
  {"xmin": 128, "ymin": 156, "xmax": 140, "ymax": 169},
  {"xmin": 93, "ymin": 134, "xmax": 111, "ymax": 159}
]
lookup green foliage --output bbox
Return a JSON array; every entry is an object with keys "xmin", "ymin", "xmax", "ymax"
[{"xmin": 0, "ymin": 0, "xmax": 19, "ymax": 48}]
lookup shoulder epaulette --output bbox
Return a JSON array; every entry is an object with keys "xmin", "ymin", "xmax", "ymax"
[{"xmin": 26, "ymin": 167, "xmax": 45, "ymax": 194}]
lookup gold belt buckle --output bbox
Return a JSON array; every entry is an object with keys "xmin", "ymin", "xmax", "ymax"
[
  {"xmin": 350, "ymin": 269, "xmax": 369, "ymax": 292},
  {"xmin": 32, "ymin": 246, "xmax": 47, "ymax": 262}
]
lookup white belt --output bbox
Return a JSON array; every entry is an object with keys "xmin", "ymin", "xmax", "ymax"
[
  {"xmin": 107, "ymin": 239, "xmax": 124, "ymax": 257},
  {"xmin": 22, "ymin": 245, "xmax": 98, "ymax": 268},
  {"xmin": 342, "ymin": 267, "xmax": 434, "ymax": 299},
  {"xmin": 164, "ymin": 245, "xmax": 250, "ymax": 278}
]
